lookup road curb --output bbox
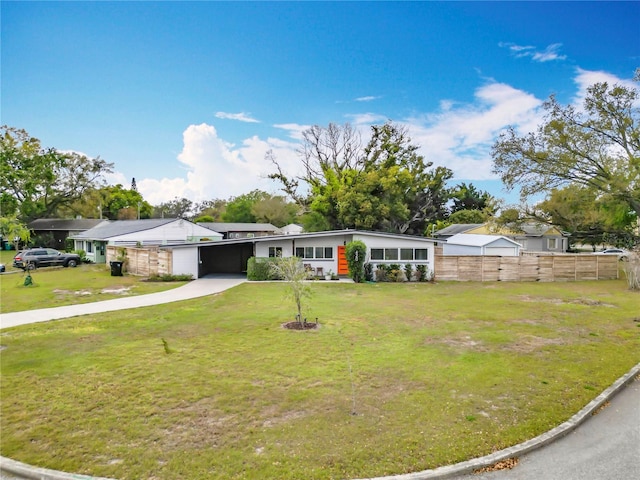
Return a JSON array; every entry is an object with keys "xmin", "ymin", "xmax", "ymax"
[
  {"xmin": 1, "ymin": 365, "xmax": 638, "ymax": 480},
  {"xmin": 358, "ymin": 361, "xmax": 640, "ymax": 480}
]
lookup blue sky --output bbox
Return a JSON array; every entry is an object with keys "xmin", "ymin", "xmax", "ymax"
[{"xmin": 2, "ymin": 1, "xmax": 639, "ymax": 207}]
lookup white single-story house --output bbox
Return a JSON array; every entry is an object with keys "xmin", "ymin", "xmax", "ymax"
[
  {"xmin": 443, "ymin": 233, "xmax": 521, "ymax": 256},
  {"xmin": 70, "ymin": 219, "xmax": 222, "ymax": 264},
  {"xmin": 163, "ymin": 230, "xmax": 437, "ymax": 279}
]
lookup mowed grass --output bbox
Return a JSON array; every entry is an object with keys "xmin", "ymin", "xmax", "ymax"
[
  {"xmin": 1, "ymin": 280, "xmax": 639, "ymax": 479},
  {"xmin": 0, "ymin": 255, "xmax": 187, "ymax": 313}
]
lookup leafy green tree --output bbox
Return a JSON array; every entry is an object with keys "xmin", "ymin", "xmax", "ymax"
[
  {"xmin": 103, "ymin": 185, "xmax": 152, "ymax": 220},
  {"xmin": 251, "ymin": 195, "xmax": 299, "ymax": 227},
  {"xmin": 492, "ymin": 76, "xmax": 640, "ymax": 218},
  {"xmin": 300, "ymin": 211, "xmax": 331, "ymax": 232},
  {"xmin": 0, "ymin": 216, "xmax": 30, "ymax": 249},
  {"xmin": 269, "ymin": 122, "xmax": 452, "ymax": 234},
  {"xmin": 450, "ymin": 182, "xmax": 497, "ymax": 215},
  {"xmin": 0, "ymin": 126, "xmax": 114, "ymax": 222},
  {"xmin": 194, "ymin": 199, "xmax": 227, "ymax": 221},
  {"xmin": 536, "ymin": 184, "xmax": 637, "ymax": 248},
  {"xmin": 448, "ymin": 209, "xmax": 488, "ymax": 225},
  {"xmin": 219, "ymin": 191, "xmax": 302, "ymax": 228},
  {"xmin": 152, "ymin": 197, "xmax": 194, "ymax": 219},
  {"xmin": 193, "ymin": 215, "xmax": 215, "ymax": 223}
]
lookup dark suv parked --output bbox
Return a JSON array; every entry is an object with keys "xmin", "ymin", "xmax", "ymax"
[{"xmin": 13, "ymin": 249, "xmax": 81, "ymax": 270}]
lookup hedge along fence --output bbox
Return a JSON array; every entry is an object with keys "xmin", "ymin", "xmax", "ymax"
[
  {"xmin": 106, "ymin": 246, "xmax": 172, "ymax": 276},
  {"xmin": 435, "ymin": 254, "xmax": 619, "ymax": 282}
]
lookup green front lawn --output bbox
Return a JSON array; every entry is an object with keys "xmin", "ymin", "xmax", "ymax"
[
  {"xmin": 0, "ymin": 256, "xmax": 187, "ymax": 313},
  {"xmin": 1, "ymin": 280, "xmax": 638, "ymax": 479}
]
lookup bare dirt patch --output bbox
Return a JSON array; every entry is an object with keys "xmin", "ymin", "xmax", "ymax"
[
  {"xmin": 53, "ymin": 289, "xmax": 92, "ymax": 296},
  {"xmin": 424, "ymin": 335, "xmax": 488, "ymax": 352},
  {"xmin": 502, "ymin": 335, "xmax": 567, "ymax": 353},
  {"xmin": 282, "ymin": 320, "xmax": 319, "ymax": 330},
  {"xmin": 517, "ymin": 295, "xmax": 615, "ymax": 308},
  {"xmin": 101, "ymin": 286, "xmax": 132, "ymax": 295}
]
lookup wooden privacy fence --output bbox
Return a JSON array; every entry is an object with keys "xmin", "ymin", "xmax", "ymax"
[
  {"xmin": 106, "ymin": 246, "xmax": 172, "ymax": 276},
  {"xmin": 435, "ymin": 254, "xmax": 619, "ymax": 282}
]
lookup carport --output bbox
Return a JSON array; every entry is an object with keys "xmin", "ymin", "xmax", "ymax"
[{"xmin": 197, "ymin": 241, "xmax": 255, "ymax": 276}]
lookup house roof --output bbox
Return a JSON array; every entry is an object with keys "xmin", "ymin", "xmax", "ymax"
[
  {"xmin": 166, "ymin": 229, "xmax": 438, "ymax": 248},
  {"xmin": 436, "ymin": 222, "xmax": 567, "ymax": 238},
  {"xmin": 445, "ymin": 233, "xmax": 521, "ymax": 248},
  {"xmin": 433, "ymin": 224, "xmax": 483, "ymax": 237},
  {"xmin": 70, "ymin": 218, "xmax": 206, "ymax": 240},
  {"xmin": 28, "ymin": 218, "xmax": 107, "ymax": 231},
  {"xmin": 198, "ymin": 222, "xmax": 281, "ymax": 233}
]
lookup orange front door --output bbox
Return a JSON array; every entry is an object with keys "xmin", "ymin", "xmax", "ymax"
[{"xmin": 337, "ymin": 245, "xmax": 349, "ymax": 275}]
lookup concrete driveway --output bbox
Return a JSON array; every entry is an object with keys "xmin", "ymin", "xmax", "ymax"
[{"xmin": 0, "ymin": 274, "xmax": 246, "ymax": 330}]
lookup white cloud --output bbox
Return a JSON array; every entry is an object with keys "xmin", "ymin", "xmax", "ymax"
[
  {"xmin": 347, "ymin": 112, "xmax": 388, "ymax": 126},
  {"xmin": 572, "ymin": 67, "xmax": 638, "ymax": 107},
  {"xmin": 355, "ymin": 95, "xmax": 381, "ymax": 102},
  {"xmin": 273, "ymin": 123, "xmax": 311, "ymax": 141},
  {"xmin": 532, "ymin": 43, "xmax": 566, "ymax": 62},
  {"xmin": 136, "ymin": 123, "xmax": 300, "ymax": 204},
  {"xmin": 214, "ymin": 111, "xmax": 260, "ymax": 123},
  {"xmin": 130, "ymin": 70, "xmax": 632, "ymax": 205},
  {"xmin": 500, "ymin": 42, "xmax": 566, "ymax": 62},
  {"xmin": 401, "ymin": 82, "xmax": 544, "ymax": 181}
]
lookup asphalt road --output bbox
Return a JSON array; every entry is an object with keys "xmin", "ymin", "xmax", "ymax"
[{"xmin": 453, "ymin": 377, "xmax": 640, "ymax": 480}]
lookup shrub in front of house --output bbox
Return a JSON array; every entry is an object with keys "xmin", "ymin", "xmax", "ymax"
[
  {"xmin": 404, "ymin": 263, "xmax": 413, "ymax": 282},
  {"xmin": 345, "ymin": 240, "xmax": 367, "ymax": 283},
  {"xmin": 364, "ymin": 262, "xmax": 374, "ymax": 282},
  {"xmin": 73, "ymin": 250, "xmax": 92, "ymax": 263},
  {"xmin": 387, "ymin": 264, "xmax": 404, "ymax": 282},
  {"xmin": 247, "ymin": 257, "xmax": 282, "ymax": 281},
  {"xmin": 147, "ymin": 273, "xmax": 193, "ymax": 282}
]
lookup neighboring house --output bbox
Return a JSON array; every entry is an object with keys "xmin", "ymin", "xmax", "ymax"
[
  {"xmin": 197, "ymin": 222, "xmax": 281, "ymax": 239},
  {"xmin": 432, "ymin": 224, "xmax": 483, "ymax": 239},
  {"xmin": 28, "ymin": 218, "xmax": 109, "ymax": 249},
  {"xmin": 164, "ymin": 229, "xmax": 437, "ymax": 279},
  {"xmin": 70, "ymin": 219, "xmax": 222, "ymax": 264},
  {"xmin": 280, "ymin": 223, "xmax": 304, "ymax": 235},
  {"xmin": 443, "ymin": 233, "xmax": 521, "ymax": 256},
  {"xmin": 435, "ymin": 223, "xmax": 568, "ymax": 253}
]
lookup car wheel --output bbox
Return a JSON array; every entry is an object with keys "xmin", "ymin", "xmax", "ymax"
[
  {"xmin": 66, "ymin": 259, "xmax": 78, "ymax": 267},
  {"xmin": 26, "ymin": 263, "xmax": 36, "ymax": 271}
]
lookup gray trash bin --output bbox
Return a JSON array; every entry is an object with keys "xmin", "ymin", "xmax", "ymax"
[{"xmin": 110, "ymin": 261, "xmax": 123, "ymax": 276}]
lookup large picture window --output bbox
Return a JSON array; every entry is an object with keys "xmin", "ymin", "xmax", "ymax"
[
  {"xmin": 295, "ymin": 246, "xmax": 333, "ymax": 259},
  {"xmin": 370, "ymin": 247, "xmax": 429, "ymax": 261}
]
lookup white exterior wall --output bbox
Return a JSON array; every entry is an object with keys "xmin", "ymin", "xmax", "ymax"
[
  {"xmin": 291, "ymin": 235, "xmax": 348, "ymax": 273},
  {"xmin": 485, "ymin": 246, "xmax": 519, "ymax": 256},
  {"xmin": 352, "ymin": 233, "xmax": 435, "ymax": 277},
  {"xmin": 255, "ymin": 232, "xmax": 435, "ymax": 277},
  {"xmin": 171, "ymin": 247, "xmax": 199, "ymax": 278},
  {"xmin": 256, "ymin": 235, "xmax": 345, "ymax": 274},
  {"xmin": 255, "ymin": 238, "xmax": 295, "ymax": 258},
  {"xmin": 443, "ymin": 243, "xmax": 481, "ymax": 255}
]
